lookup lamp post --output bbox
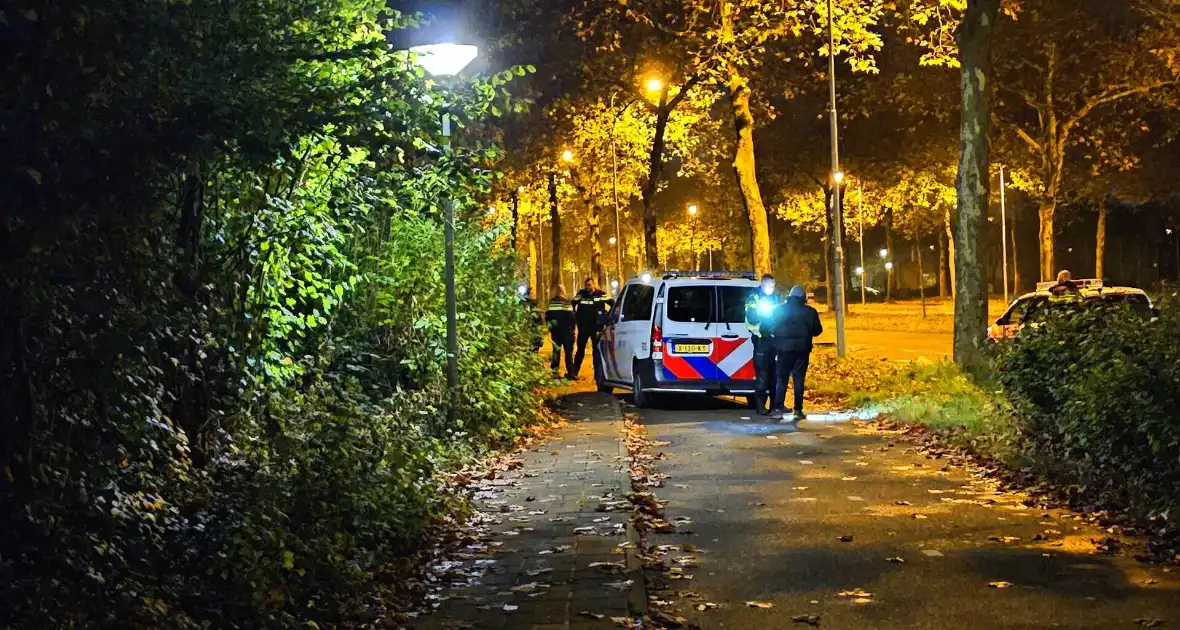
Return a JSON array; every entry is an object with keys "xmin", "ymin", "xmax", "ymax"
[
  {"xmin": 858, "ymin": 183, "xmax": 866, "ymax": 306},
  {"xmin": 688, "ymin": 204, "xmax": 699, "ymax": 269},
  {"xmin": 826, "ymin": 0, "xmax": 847, "ymax": 358},
  {"xmin": 879, "ymin": 248, "xmax": 890, "ymax": 302},
  {"xmin": 409, "ymin": 42, "xmax": 479, "ymax": 427}
]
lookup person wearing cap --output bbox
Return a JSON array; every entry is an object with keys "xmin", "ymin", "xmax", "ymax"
[
  {"xmin": 545, "ymin": 284, "xmax": 576, "ymax": 378},
  {"xmin": 744, "ymin": 273, "xmax": 781, "ymax": 414},
  {"xmin": 768, "ymin": 284, "xmax": 823, "ymax": 421}
]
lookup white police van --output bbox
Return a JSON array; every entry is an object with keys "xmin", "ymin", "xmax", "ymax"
[{"xmin": 595, "ymin": 271, "xmax": 762, "ymax": 407}]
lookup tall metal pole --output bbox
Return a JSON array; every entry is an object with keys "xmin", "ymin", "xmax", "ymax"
[
  {"xmin": 537, "ymin": 214, "xmax": 544, "ymax": 297},
  {"xmin": 827, "ymin": 0, "xmax": 847, "ymax": 358},
  {"xmin": 858, "ymin": 184, "xmax": 866, "ymax": 306},
  {"xmin": 611, "ymin": 93, "xmax": 626, "ymax": 281},
  {"xmin": 441, "ymin": 114, "xmax": 459, "ymax": 426},
  {"xmin": 1000, "ymin": 165, "xmax": 1009, "ymax": 303}
]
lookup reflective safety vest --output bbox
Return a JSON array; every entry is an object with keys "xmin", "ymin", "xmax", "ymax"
[{"xmin": 744, "ymin": 291, "xmax": 781, "ymax": 337}]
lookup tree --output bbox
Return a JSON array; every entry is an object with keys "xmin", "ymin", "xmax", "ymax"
[
  {"xmin": 993, "ymin": 0, "xmax": 1179, "ymax": 280},
  {"xmin": 952, "ymin": 0, "xmax": 1003, "ymax": 368}
]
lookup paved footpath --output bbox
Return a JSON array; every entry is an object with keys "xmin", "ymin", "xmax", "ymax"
[
  {"xmin": 412, "ymin": 384, "xmax": 643, "ymax": 630},
  {"xmin": 631, "ymin": 396, "xmax": 1180, "ymax": 629}
]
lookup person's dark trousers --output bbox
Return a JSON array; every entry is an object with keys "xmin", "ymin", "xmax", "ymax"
[
  {"xmin": 550, "ymin": 335, "xmax": 574, "ymax": 376},
  {"xmin": 752, "ymin": 335, "xmax": 776, "ymax": 412},
  {"xmin": 573, "ymin": 326, "xmax": 598, "ymax": 376},
  {"xmin": 773, "ymin": 349, "xmax": 810, "ymax": 415}
]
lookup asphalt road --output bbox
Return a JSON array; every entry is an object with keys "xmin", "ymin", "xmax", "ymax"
[{"xmin": 626, "ymin": 394, "xmax": 1180, "ymax": 629}]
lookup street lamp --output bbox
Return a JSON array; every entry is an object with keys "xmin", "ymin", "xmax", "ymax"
[
  {"xmin": 825, "ymin": 0, "xmax": 847, "ymax": 358},
  {"xmin": 879, "ymin": 248, "xmax": 888, "ymax": 259},
  {"xmin": 687, "ymin": 204, "xmax": 699, "ymax": 269},
  {"xmin": 645, "ymin": 77, "xmax": 665, "ymax": 95},
  {"xmin": 855, "ymin": 266, "xmax": 864, "ymax": 275},
  {"xmin": 409, "ymin": 41, "xmax": 478, "ymax": 427},
  {"xmin": 561, "ymin": 149, "xmax": 574, "ymax": 163},
  {"xmin": 609, "ymin": 236, "xmax": 617, "ymax": 245}
]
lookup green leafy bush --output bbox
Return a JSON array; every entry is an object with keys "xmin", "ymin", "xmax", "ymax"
[
  {"xmin": 1, "ymin": 1, "xmax": 544, "ymax": 627},
  {"xmin": 993, "ymin": 299, "xmax": 1180, "ymax": 519}
]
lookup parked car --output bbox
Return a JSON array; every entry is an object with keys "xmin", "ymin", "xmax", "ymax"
[
  {"xmin": 596, "ymin": 271, "xmax": 763, "ymax": 408},
  {"xmin": 987, "ymin": 279, "xmax": 1153, "ymax": 342}
]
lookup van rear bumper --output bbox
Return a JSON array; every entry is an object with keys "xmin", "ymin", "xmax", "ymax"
[{"xmin": 647, "ymin": 376, "xmax": 759, "ymax": 395}]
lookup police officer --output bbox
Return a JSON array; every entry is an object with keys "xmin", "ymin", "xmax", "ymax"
[
  {"xmin": 769, "ymin": 284, "xmax": 823, "ymax": 421},
  {"xmin": 546, "ymin": 284, "xmax": 576, "ymax": 378},
  {"xmin": 744, "ymin": 273, "xmax": 781, "ymax": 414},
  {"xmin": 517, "ymin": 283, "xmax": 544, "ymax": 351},
  {"xmin": 572, "ymin": 278, "xmax": 613, "ymax": 380}
]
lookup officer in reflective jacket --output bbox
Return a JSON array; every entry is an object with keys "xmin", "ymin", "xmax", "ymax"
[
  {"xmin": 545, "ymin": 284, "xmax": 576, "ymax": 378},
  {"xmin": 744, "ymin": 274, "xmax": 781, "ymax": 414},
  {"xmin": 572, "ymin": 278, "xmax": 614, "ymax": 381}
]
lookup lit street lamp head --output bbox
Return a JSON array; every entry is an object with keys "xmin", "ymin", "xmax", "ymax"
[
  {"xmin": 609, "ymin": 236, "xmax": 617, "ymax": 245},
  {"xmin": 561, "ymin": 149, "xmax": 574, "ymax": 162},
  {"xmin": 408, "ymin": 43, "xmax": 478, "ymax": 77},
  {"xmin": 645, "ymin": 77, "xmax": 664, "ymax": 95},
  {"xmin": 855, "ymin": 266, "xmax": 864, "ymax": 275},
  {"xmin": 885, "ymin": 261, "xmax": 894, "ymax": 271},
  {"xmin": 688, "ymin": 204, "xmax": 698, "ymax": 216},
  {"xmin": 879, "ymin": 248, "xmax": 888, "ymax": 258},
  {"xmin": 833, "ymin": 171, "xmax": 845, "ymax": 184}
]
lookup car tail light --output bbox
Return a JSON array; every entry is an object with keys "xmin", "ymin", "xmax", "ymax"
[{"xmin": 651, "ymin": 324, "xmax": 663, "ymax": 350}]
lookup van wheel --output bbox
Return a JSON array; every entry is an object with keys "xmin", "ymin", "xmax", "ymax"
[
  {"xmin": 595, "ymin": 355, "xmax": 612, "ymax": 394},
  {"xmin": 631, "ymin": 362, "xmax": 650, "ymax": 408}
]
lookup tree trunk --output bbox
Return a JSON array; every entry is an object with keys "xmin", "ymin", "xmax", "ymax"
[
  {"xmin": 1011, "ymin": 207, "xmax": 1020, "ymax": 294},
  {"xmin": 1038, "ymin": 197, "xmax": 1057, "ymax": 281},
  {"xmin": 917, "ymin": 230, "xmax": 927, "ymax": 317},
  {"xmin": 824, "ymin": 187, "xmax": 834, "ymax": 308},
  {"xmin": 528, "ymin": 239, "xmax": 538, "ymax": 297},
  {"xmin": 1095, "ymin": 195, "xmax": 1107, "ymax": 280},
  {"xmin": 511, "ymin": 191, "xmax": 520, "ymax": 253},
  {"xmin": 938, "ymin": 228, "xmax": 949, "ymax": 298},
  {"xmin": 945, "ymin": 206, "xmax": 957, "ymax": 298},
  {"xmin": 728, "ymin": 70, "xmax": 772, "ymax": 276},
  {"xmin": 549, "ymin": 172, "xmax": 561, "ymax": 292},
  {"xmin": 952, "ymin": 0, "xmax": 1001, "ymax": 369},
  {"xmin": 641, "ymin": 100, "xmax": 671, "ymax": 271}
]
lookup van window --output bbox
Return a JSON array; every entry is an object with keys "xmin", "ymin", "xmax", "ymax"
[
  {"xmin": 667, "ymin": 286, "xmax": 713, "ymax": 322},
  {"xmin": 621, "ymin": 284, "xmax": 655, "ymax": 321},
  {"xmin": 719, "ymin": 286, "xmax": 757, "ymax": 323}
]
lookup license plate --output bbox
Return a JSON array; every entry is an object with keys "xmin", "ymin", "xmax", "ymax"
[{"xmin": 674, "ymin": 343, "xmax": 709, "ymax": 354}]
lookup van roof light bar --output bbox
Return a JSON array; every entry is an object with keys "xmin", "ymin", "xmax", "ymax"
[{"xmin": 662, "ymin": 269, "xmax": 756, "ymax": 280}]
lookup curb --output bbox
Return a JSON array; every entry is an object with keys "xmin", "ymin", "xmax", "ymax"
[{"xmin": 612, "ymin": 395, "xmax": 649, "ymax": 619}]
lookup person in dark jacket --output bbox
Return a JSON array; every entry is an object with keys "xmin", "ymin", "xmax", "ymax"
[
  {"xmin": 769, "ymin": 284, "xmax": 823, "ymax": 421},
  {"xmin": 744, "ymin": 274, "xmax": 780, "ymax": 414},
  {"xmin": 571, "ymin": 278, "xmax": 613, "ymax": 379},
  {"xmin": 546, "ymin": 284, "xmax": 576, "ymax": 378}
]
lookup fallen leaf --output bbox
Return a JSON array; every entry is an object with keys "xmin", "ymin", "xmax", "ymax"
[
  {"xmin": 793, "ymin": 486, "xmax": 810, "ymax": 491},
  {"xmin": 799, "ymin": 460, "xmax": 814, "ymax": 465},
  {"xmin": 527, "ymin": 568, "xmax": 552, "ymax": 576},
  {"xmin": 791, "ymin": 614, "xmax": 822, "ymax": 626},
  {"xmin": 1135, "ymin": 618, "xmax": 1167, "ymax": 627},
  {"xmin": 745, "ymin": 601, "xmax": 775, "ymax": 609},
  {"xmin": 988, "ymin": 581, "xmax": 1013, "ymax": 589},
  {"xmin": 895, "ymin": 501, "xmax": 913, "ymax": 506},
  {"xmin": 579, "ymin": 611, "xmax": 605, "ymax": 620},
  {"xmin": 885, "ymin": 557, "xmax": 905, "ymax": 563},
  {"xmin": 838, "ymin": 535, "xmax": 854, "ymax": 543},
  {"xmin": 852, "ymin": 598, "xmax": 873, "ymax": 604},
  {"xmin": 503, "ymin": 604, "xmax": 519, "ymax": 612},
  {"xmin": 838, "ymin": 589, "xmax": 872, "ymax": 598},
  {"xmin": 842, "ymin": 476, "xmax": 858, "ymax": 481}
]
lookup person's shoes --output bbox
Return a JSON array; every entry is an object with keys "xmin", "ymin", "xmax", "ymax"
[
  {"xmin": 767, "ymin": 407, "xmax": 785, "ymax": 420},
  {"xmin": 793, "ymin": 411, "xmax": 807, "ymax": 421}
]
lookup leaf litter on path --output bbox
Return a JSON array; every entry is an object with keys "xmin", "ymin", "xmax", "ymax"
[{"xmin": 745, "ymin": 600, "xmax": 775, "ymax": 608}]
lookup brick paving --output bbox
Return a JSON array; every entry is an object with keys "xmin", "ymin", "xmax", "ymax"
[{"xmin": 411, "ymin": 386, "xmax": 642, "ymax": 630}]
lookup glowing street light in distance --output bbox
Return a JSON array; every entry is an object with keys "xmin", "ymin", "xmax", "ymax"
[
  {"xmin": 885, "ymin": 262, "xmax": 894, "ymax": 271},
  {"xmin": 561, "ymin": 149, "xmax": 574, "ymax": 162},
  {"xmin": 879, "ymin": 248, "xmax": 888, "ymax": 258},
  {"xmin": 688, "ymin": 204, "xmax": 698, "ymax": 216},
  {"xmin": 408, "ymin": 43, "xmax": 478, "ymax": 77},
  {"xmin": 855, "ymin": 266, "xmax": 864, "ymax": 275},
  {"xmin": 609, "ymin": 236, "xmax": 617, "ymax": 245},
  {"xmin": 645, "ymin": 77, "xmax": 664, "ymax": 95},
  {"xmin": 833, "ymin": 171, "xmax": 845, "ymax": 184}
]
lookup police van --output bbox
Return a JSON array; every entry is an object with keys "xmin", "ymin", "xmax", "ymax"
[{"xmin": 596, "ymin": 270, "xmax": 762, "ymax": 407}]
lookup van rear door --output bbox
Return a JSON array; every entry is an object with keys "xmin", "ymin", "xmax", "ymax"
[{"xmin": 659, "ymin": 283, "xmax": 756, "ymax": 382}]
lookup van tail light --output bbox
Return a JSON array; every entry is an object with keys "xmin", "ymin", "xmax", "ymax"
[{"xmin": 651, "ymin": 324, "xmax": 663, "ymax": 350}]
